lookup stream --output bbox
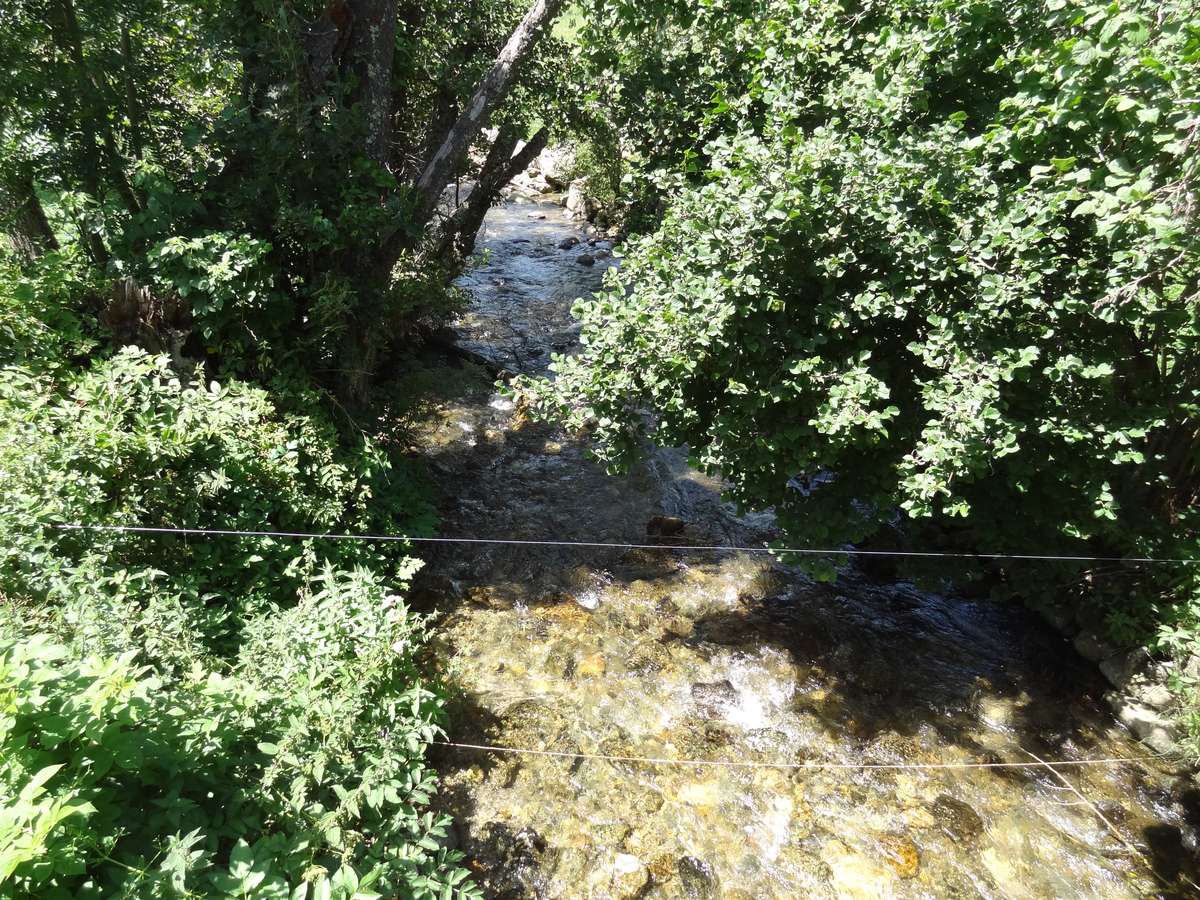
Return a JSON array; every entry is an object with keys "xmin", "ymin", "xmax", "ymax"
[{"xmin": 413, "ymin": 191, "xmax": 1200, "ymax": 898}]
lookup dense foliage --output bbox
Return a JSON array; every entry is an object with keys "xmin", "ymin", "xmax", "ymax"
[
  {"xmin": 0, "ymin": 0, "xmax": 568, "ymax": 398},
  {"xmin": 524, "ymin": 0, "xmax": 1200, "ymax": 662},
  {"xmin": 0, "ymin": 0, "xmax": 576, "ymax": 890},
  {"xmin": 7, "ymin": 0, "xmax": 1200, "ymax": 886},
  {"xmin": 0, "ymin": 286, "xmax": 470, "ymax": 895}
]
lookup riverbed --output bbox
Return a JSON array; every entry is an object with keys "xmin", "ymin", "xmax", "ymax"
[{"xmin": 412, "ymin": 193, "xmax": 1200, "ymax": 898}]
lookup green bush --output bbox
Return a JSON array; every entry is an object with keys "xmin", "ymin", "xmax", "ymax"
[
  {"xmin": 0, "ymin": 349, "xmax": 474, "ymax": 897},
  {"xmin": 0, "ymin": 349, "xmax": 435, "ymax": 661},
  {"xmin": 0, "ymin": 575, "xmax": 460, "ymax": 899},
  {"xmin": 523, "ymin": 0, "xmax": 1199, "ymax": 634},
  {"xmin": 0, "ymin": 251, "xmax": 100, "ymax": 373}
]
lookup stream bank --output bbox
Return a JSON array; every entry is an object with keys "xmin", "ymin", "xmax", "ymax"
[{"xmin": 409, "ymin": 193, "xmax": 1200, "ymax": 898}]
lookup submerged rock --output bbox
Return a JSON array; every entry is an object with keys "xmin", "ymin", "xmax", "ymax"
[
  {"xmin": 820, "ymin": 840, "xmax": 894, "ymax": 898},
  {"xmin": 557, "ymin": 235, "xmax": 580, "ymax": 250},
  {"xmin": 930, "ymin": 794, "xmax": 984, "ymax": 844},
  {"xmin": 690, "ymin": 679, "xmax": 738, "ymax": 713},
  {"xmin": 879, "ymin": 834, "xmax": 920, "ymax": 878},
  {"xmin": 646, "ymin": 515, "xmax": 686, "ymax": 536},
  {"xmin": 576, "ymin": 252, "xmax": 596, "ymax": 266},
  {"xmin": 609, "ymin": 853, "xmax": 649, "ymax": 898},
  {"xmin": 664, "ymin": 616, "xmax": 694, "ymax": 638},
  {"xmin": 677, "ymin": 856, "xmax": 719, "ymax": 898},
  {"xmin": 577, "ymin": 652, "xmax": 606, "ymax": 677}
]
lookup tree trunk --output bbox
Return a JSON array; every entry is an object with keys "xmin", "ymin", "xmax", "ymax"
[
  {"xmin": 346, "ymin": 0, "xmax": 397, "ymax": 167},
  {"xmin": 427, "ymin": 126, "xmax": 549, "ymax": 263},
  {"xmin": 336, "ymin": 0, "xmax": 563, "ymax": 402},
  {"xmin": 0, "ymin": 170, "xmax": 58, "ymax": 264},
  {"xmin": 408, "ymin": 0, "xmax": 564, "ymax": 226}
]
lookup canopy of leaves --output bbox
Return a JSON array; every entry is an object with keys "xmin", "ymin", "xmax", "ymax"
[
  {"xmin": 0, "ymin": 0, "xmax": 572, "ymax": 393},
  {"xmin": 523, "ymin": 0, "xmax": 1200, "ymax": 625}
]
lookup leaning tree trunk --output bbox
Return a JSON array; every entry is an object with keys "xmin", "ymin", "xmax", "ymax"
[
  {"xmin": 336, "ymin": 0, "xmax": 564, "ymax": 402},
  {"xmin": 400, "ymin": 0, "xmax": 565, "ymax": 246},
  {"xmin": 0, "ymin": 169, "xmax": 58, "ymax": 264},
  {"xmin": 426, "ymin": 126, "xmax": 549, "ymax": 264}
]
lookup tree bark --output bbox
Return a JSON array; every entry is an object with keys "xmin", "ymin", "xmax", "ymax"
[
  {"xmin": 408, "ymin": 0, "xmax": 564, "ymax": 226},
  {"xmin": 346, "ymin": 0, "xmax": 397, "ymax": 168},
  {"xmin": 0, "ymin": 169, "xmax": 58, "ymax": 264}
]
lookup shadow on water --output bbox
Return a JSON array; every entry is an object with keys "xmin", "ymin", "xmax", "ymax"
[{"xmin": 409, "ymin": 194, "xmax": 1200, "ymax": 897}]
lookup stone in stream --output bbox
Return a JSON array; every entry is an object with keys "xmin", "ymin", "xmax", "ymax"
[
  {"xmin": 474, "ymin": 822, "xmax": 547, "ymax": 895},
  {"xmin": 663, "ymin": 616, "xmax": 694, "ymax": 638},
  {"xmin": 1109, "ymin": 693, "xmax": 1177, "ymax": 754},
  {"xmin": 576, "ymin": 252, "xmax": 596, "ymax": 266},
  {"xmin": 576, "ymin": 652, "xmax": 606, "ymax": 677},
  {"xmin": 879, "ymin": 834, "xmax": 921, "ymax": 878},
  {"xmin": 557, "ymin": 235, "xmax": 580, "ymax": 250},
  {"xmin": 608, "ymin": 853, "xmax": 649, "ymax": 898},
  {"xmin": 690, "ymin": 679, "xmax": 739, "ymax": 715},
  {"xmin": 930, "ymin": 794, "xmax": 984, "ymax": 844},
  {"xmin": 821, "ymin": 840, "xmax": 895, "ymax": 898},
  {"xmin": 676, "ymin": 856, "xmax": 719, "ymax": 898},
  {"xmin": 646, "ymin": 514, "xmax": 685, "ymax": 536}
]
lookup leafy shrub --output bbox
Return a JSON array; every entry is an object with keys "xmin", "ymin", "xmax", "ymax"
[
  {"xmin": 145, "ymin": 231, "xmax": 283, "ymax": 364},
  {"xmin": 0, "ymin": 349, "xmax": 474, "ymax": 896},
  {"xmin": 523, "ymin": 1, "xmax": 1199, "ymax": 611},
  {"xmin": 0, "ymin": 573, "xmax": 464, "ymax": 898},
  {"xmin": 0, "ymin": 251, "xmax": 99, "ymax": 372},
  {"xmin": 0, "ymin": 349, "xmax": 435, "ymax": 660}
]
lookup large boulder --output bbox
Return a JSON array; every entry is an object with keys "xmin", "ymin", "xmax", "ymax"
[
  {"xmin": 535, "ymin": 146, "xmax": 574, "ymax": 190},
  {"xmin": 565, "ymin": 178, "xmax": 589, "ymax": 217},
  {"xmin": 564, "ymin": 178, "xmax": 602, "ymax": 222},
  {"xmin": 1107, "ymin": 692, "xmax": 1178, "ymax": 755}
]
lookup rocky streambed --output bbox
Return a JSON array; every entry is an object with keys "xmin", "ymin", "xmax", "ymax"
[{"xmin": 411, "ymin": 193, "xmax": 1200, "ymax": 898}]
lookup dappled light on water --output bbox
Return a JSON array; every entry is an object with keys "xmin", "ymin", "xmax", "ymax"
[{"xmin": 409, "ymin": 196, "xmax": 1200, "ymax": 898}]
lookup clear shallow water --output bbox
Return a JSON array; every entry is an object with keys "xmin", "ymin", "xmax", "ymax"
[{"xmin": 413, "ymin": 195, "xmax": 1200, "ymax": 898}]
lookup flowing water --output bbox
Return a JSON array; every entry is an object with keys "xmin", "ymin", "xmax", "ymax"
[{"xmin": 413, "ymin": 192, "xmax": 1200, "ymax": 898}]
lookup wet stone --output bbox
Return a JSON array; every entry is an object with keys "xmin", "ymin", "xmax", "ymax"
[
  {"xmin": 534, "ymin": 602, "xmax": 592, "ymax": 628},
  {"xmin": 820, "ymin": 839, "xmax": 894, "ymax": 898},
  {"xmin": 610, "ymin": 853, "xmax": 649, "ymax": 898},
  {"xmin": 690, "ymin": 679, "xmax": 738, "ymax": 713},
  {"xmin": 930, "ymin": 794, "xmax": 985, "ymax": 844},
  {"xmin": 677, "ymin": 856, "xmax": 719, "ymax": 898},
  {"xmin": 648, "ymin": 853, "xmax": 676, "ymax": 882},
  {"xmin": 576, "ymin": 253, "xmax": 595, "ymax": 266},
  {"xmin": 646, "ymin": 514, "xmax": 686, "ymax": 536},
  {"xmin": 577, "ymin": 652, "xmax": 606, "ymax": 677},
  {"xmin": 664, "ymin": 616, "xmax": 694, "ymax": 638},
  {"xmin": 879, "ymin": 834, "xmax": 920, "ymax": 878},
  {"xmin": 465, "ymin": 586, "xmax": 512, "ymax": 609},
  {"xmin": 473, "ymin": 823, "xmax": 547, "ymax": 896}
]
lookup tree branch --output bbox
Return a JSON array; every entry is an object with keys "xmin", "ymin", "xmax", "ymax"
[{"xmin": 409, "ymin": 0, "xmax": 564, "ymax": 224}]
